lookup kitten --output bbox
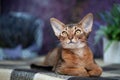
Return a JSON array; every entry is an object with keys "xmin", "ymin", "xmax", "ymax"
[{"xmin": 34, "ymin": 13, "xmax": 102, "ymax": 77}]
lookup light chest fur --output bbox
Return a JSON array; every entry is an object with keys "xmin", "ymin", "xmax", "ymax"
[{"xmin": 71, "ymin": 47, "xmax": 87, "ymax": 57}]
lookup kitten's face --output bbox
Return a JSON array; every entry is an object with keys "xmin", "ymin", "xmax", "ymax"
[
  {"xmin": 58, "ymin": 24, "xmax": 87, "ymax": 49},
  {"xmin": 50, "ymin": 13, "xmax": 93, "ymax": 49}
]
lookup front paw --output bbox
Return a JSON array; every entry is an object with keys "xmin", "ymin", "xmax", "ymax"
[
  {"xmin": 88, "ymin": 67, "xmax": 102, "ymax": 77},
  {"xmin": 54, "ymin": 67, "xmax": 64, "ymax": 74},
  {"xmin": 55, "ymin": 66, "xmax": 89, "ymax": 77}
]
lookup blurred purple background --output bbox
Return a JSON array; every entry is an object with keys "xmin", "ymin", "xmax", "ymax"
[{"xmin": 1, "ymin": 0, "xmax": 120, "ymax": 58}]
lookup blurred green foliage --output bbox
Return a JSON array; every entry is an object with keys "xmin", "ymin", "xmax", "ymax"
[{"xmin": 95, "ymin": 4, "xmax": 120, "ymax": 42}]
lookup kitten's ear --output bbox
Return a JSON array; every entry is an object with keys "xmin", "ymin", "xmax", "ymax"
[
  {"xmin": 79, "ymin": 13, "xmax": 93, "ymax": 33},
  {"xmin": 50, "ymin": 18, "xmax": 65, "ymax": 37}
]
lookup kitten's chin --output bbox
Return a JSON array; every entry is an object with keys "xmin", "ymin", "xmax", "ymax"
[{"xmin": 62, "ymin": 42, "xmax": 86, "ymax": 49}]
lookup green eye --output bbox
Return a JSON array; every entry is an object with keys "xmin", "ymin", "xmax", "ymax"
[
  {"xmin": 62, "ymin": 31, "xmax": 67, "ymax": 37},
  {"xmin": 75, "ymin": 30, "xmax": 81, "ymax": 35}
]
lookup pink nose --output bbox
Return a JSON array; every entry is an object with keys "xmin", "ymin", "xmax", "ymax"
[
  {"xmin": 68, "ymin": 39, "xmax": 75, "ymax": 44},
  {"xmin": 69, "ymin": 40, "xmax": 73, "ymax": 43},
  {"xmin": 68, "ymin": 36, "xmax": 73, "ymax": 40}
]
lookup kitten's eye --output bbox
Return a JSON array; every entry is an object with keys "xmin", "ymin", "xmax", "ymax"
[
  {"xmin": 62, "ymin": 31, "xmax": 67, "ymax": 37},
  {"xmin": 75, "ymin": 30, "xmax": 81, "ymax": 35}
]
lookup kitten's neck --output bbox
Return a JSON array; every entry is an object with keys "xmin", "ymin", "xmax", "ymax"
[{"xmin": 68, "ymin": 45, "xmax": 88, "ymax": 57}]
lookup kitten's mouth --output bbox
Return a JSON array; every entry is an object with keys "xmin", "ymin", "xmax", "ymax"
[
  {"xmin": 68, "ymin": 40, "xmax": 76, "ymax": 44},
  {"xmin": 68, "ymin": 41, "xmax": 74, "ymax": 44},
  {"xmin": 68, "ymin": 42, "xmax": 77, "ymax": 45}
]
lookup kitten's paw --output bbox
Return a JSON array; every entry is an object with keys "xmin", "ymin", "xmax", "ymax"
[
  {"xmin": 55, "ymin": 66, "xmax": 89, "ymax": 77},
  {"xmin": 88, "ymin": 67, "xmax": 102, "ymax": 77}
]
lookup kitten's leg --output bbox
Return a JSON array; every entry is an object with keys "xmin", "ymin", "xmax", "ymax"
[
  {"xmin": 44, "ymin": 47, "xmax": 59, "ymax": 66},
  {"xmin": 86, "ymin": 63, "xmax": 102, "ymax": 77},
  {"xmin": 56, "ymin": 66, "xmax": 89, "ymax": 77}
]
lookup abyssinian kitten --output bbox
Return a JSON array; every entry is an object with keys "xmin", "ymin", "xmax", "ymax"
[{"xmin": 33, "ymin": 13, "xmax": 102, "ymax": 77}]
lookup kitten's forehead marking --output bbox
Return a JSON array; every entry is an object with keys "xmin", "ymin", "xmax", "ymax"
[
  {"xmin": 65, "ymin": 24, "xmax": 77, "ymax": 31},
  {"xmin": 63, "ymin": 24, "xmax": 80, "ymax": 34},
  {"xmin": 63, "ymin": 24, "xmax": 83, "ymax": 34},
  {"xmin": 66, "ymin": 24, "xmax": 76, "ymax": 28}
]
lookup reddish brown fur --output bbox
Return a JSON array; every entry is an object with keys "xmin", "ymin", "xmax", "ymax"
[{"xmin": 44, "ymin": 13, "xmax": 102, "ymax": 77}]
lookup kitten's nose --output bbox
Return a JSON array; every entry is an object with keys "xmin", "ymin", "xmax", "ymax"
[
  {"xmin": 68, "ymin": 36, "xmax": 73, "ymax": 40},
  {"xmin": 68, "ymin": 36, "xmax": 74, "ymax": 43},
  {"xmin": 69, "ymin": 40, "xmax": 73, "ymax": 43}
]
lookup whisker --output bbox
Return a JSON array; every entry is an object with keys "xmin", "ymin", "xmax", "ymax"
[{"xmin": 86, "ymin": 40, "xmax": 95, "ymax": 46}]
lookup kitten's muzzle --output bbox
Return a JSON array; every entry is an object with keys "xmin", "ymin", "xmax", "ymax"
[
  {"xmin": 68, "ymin": 39, "xmax": 77, "ymax": 44},
  {"xmin": 69, "ymin": 40, "xmax": 74, "ymax": 44}
]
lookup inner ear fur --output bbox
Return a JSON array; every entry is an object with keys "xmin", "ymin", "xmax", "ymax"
[
  {"xmin": 50, "ymin": 18, "xmax": 65, "ymax": 37},
  {"xmin": 78, "ymin": 13, "xmax": 93, "ymax": 33}
]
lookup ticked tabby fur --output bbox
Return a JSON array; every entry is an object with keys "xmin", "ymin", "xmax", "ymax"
[{"xmin": 38, "ymin": 13, "xmax": 102, "ymax": 77}]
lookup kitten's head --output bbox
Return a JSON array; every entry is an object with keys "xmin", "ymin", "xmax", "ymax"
[{"xmin": 50, "ymin": 13, "xmax": 93, "ymax": 49}]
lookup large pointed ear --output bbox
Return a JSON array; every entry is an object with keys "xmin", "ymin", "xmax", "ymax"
[
  {"xmin": 50, "ymin": 18, "xmax": 65, "ymax": 37},
  {"xmin": 79, "ymin": 13, "xmax": 93, "ymax": 33}
]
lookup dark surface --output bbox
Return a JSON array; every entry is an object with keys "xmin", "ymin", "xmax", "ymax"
[
  {"xmin": 11, "ymin": 69, "xmax": 36, "ymax": 80},
  {"xmin": 30, "ymin": 63, "xmax": 53, "ymax": 71},
  {"xmin": 102, "ymin": 64, "xmax": 120, "ymax": 71},
  {"xmin": 68, "ymin": 76, "xmax": 120, "ymax": 80}
]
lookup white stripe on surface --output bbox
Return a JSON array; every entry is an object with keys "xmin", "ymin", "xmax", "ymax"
[
  {"xmin": 0, "ymin": 68, "xmax": 13, "ymax": 80},
  {"xmin": 33, "ymin": 73, "xmax": 64, "ymax": 80}
]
